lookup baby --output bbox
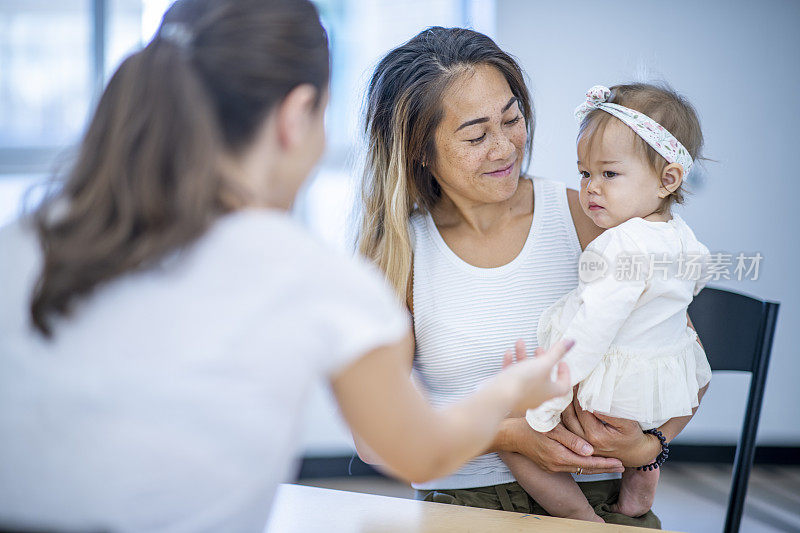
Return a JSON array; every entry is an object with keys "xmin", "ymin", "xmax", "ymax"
[{"xmin": 503, "ymin": 83, "xmax": 712, "ymax": 522}]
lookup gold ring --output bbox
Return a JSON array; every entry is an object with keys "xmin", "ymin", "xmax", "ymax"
[{"xmin": 576, "ymin": 467, "xmax": 583, "ymax": 475}]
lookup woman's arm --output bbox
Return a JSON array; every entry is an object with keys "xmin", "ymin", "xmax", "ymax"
[
  {"xmin": 561, "ymin": 383, "xmax": 708, "ymax": 467},
  {"xmin": 332, "ymin": 334, "xmax": 572, "ymax": 484},
  {"xmin": 350, "ymin": 332, "xmax": 414, "ymax": 465},
  {"xmin": 352, "ymin": 275, "xmax": 416, "ymax": 465},
  {"xmin": 654, "ymin": 383, "xmax": 709, "ymax": 443}
]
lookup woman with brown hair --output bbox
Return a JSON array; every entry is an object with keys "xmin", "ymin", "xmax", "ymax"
[
  {"xmin": 0, "ymin": 2, "xmax": 573, "ymax": 531},
  {"xmin": 357, "ymin": 26, "xmax": 707, "ymax": 528}
]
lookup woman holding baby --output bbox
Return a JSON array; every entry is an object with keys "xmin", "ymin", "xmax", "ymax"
[{"xmin": 355, "ymin": 26, "xmax": 709, "ymax": 528}]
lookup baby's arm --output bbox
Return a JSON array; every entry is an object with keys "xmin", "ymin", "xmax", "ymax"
[{"xmin": 527, "ymin": 227, "xmax": 648, "ymax": 432}]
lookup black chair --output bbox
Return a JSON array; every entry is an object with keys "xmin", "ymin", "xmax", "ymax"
[{"xmin": 687, "ymin": 287, "xmax": 780, "ymax": 533}]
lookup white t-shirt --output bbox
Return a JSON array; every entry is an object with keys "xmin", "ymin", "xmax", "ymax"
[{"xmin": 0, "ymin": 210, "xmax": 409, "ymax": 532}]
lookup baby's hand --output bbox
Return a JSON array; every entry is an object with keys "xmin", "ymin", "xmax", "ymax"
[{"xmin": 503, "ymin": 338, "xmax": 572, "ymax": 415}]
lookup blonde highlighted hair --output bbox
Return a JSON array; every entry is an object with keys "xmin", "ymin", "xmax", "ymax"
[{"xmin": 357, "ymin": 27, "xmax": 534, "ymax": 301}]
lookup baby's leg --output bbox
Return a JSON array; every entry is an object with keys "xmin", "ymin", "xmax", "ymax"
[
  {"xmin": 611, "ymin": 467, "xmax": 660, "ymax": 517},
  {"xmin": 499, "ymin": 451, "xmax": 603, "ymax": 523}
]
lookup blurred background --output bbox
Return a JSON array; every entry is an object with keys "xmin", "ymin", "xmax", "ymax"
[{"xmin": 1, "ymin": 1, "xmax": 798, "ymax": 531}]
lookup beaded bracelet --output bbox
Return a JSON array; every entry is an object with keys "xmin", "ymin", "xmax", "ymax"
[{"xmin": 636, "ymin": 428, "xmax": 669, "ymax": 471}]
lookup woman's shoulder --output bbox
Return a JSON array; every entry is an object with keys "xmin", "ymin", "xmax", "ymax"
[
  {"xmin": 211, "ymin": 209, "xmax": 311, "ymax": 245},
  {"xmin": 408, "ymin": 208, "xmax": 430, "ymax": 251},
  {"xmin": 211, "ymin": 208, "xmax": 407, "ymax": 328},
  {"xmin": 529, "ymin": 175, "xmax": 562, "ymax": 188},
  {"xmin": 0, "ymin": 217, "xmax": 42, "ymax": 308},
  {"xmin": 203, "ymin": 210, "xmax": 372, "ymax": 287},
  {"xmin": 0, "ymin": 216, "xmax": 38, "ymax": 254},
  {"xmin": 408, "ymin": 208, "xmax": 426, "ymax": 231}
]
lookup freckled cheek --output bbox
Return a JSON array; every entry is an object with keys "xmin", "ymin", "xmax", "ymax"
[
  {"xmin": 437, "ymin": 143, "xmax": 485, "ymax": 182},
  {"xmin": 510, "ymin": 125, "xmax": 527, "ymax": 153},
  {"xmin": 450, "ymin": 145, "xmax": 487, "ymax": 175}
]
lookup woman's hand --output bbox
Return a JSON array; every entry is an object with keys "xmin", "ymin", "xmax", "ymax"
[
  {"xmin": 500, "ymin": 339, "xmax": 572, "ymax": 416},
  {"xmin": 493, "ymin": 417, "xmax": 625, "ymax": 474},
  {"xmin": 561, "ymin": 395, "xmax": 661, "ymax": 467}
]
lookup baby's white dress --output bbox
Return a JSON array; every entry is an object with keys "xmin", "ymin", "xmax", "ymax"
[{"xmin": 526, "ymin": 214, "xmax": 713, "ymax": 432}]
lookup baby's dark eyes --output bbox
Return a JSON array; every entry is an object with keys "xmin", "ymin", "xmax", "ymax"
[{"xmin": 578, "ymin": 170, "xmax": 619, "ymax": 179}]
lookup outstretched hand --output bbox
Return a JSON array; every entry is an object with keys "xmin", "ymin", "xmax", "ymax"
[{"xmin": 501, "ymin": 339, "xmax": 572, "ymax": 416}]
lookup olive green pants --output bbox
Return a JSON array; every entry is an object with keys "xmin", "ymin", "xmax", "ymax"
[{"xmin": 416, "ymin": 479, "xmax": 661, "ymax": 529}]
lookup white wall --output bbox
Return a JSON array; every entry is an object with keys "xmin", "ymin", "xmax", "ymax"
[
  {"xmin": 494, "ymin": 0, "xmax": 799, "ymax": 445},
  {"xmin": 291, "ymin": 0, "xmax": 800, "ymax": 456}
]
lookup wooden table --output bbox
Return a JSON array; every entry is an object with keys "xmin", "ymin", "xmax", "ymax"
[{"xmin": 264, "ymin": 484, "xmax": 682, "ymax": 533}]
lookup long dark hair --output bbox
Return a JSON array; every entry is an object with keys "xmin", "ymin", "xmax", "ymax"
[
  {"xmin": 357, "ymin": 26, "xmax": 534, "ymax": 300},
  {"xmin": 30, "ymin": 0, "xmax": 330, "ymax": 337}
]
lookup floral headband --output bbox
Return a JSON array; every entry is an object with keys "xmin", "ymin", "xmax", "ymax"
[{"xmin": 575, "ymin": 85, "xmax": 694, "ymax": 175}]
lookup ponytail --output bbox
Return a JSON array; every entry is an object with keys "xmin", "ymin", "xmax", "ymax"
[
  {"xmin": 31, "ymin": 37, "xmax": 222, "ymax": 336},
  {"xmin": 30, "ymin": 0, "xmax": 330, "ymax": 337}
]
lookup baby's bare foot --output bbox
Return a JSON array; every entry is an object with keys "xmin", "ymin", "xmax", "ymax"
[{"xmin": 612, "ymin": 468, "xmax": 660, "ymax": 517}]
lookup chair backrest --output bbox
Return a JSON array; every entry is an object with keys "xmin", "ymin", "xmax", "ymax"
[
  {"xmin": 687, "ymin": 286, "xmax": 780, "ymax": 533},
  {"xmin": 688, "ymin": 287, "xmax": 778, "ymax": 372}
]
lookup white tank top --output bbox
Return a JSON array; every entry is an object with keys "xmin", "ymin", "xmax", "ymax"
[{"xmin": 410, "ymin": 176, "xmax": 587, "ymax": 490}]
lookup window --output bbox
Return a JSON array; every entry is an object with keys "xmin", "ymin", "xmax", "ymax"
[{"xmin": 0, "ymin": 1, "xmax": 91, "ymax": 168}]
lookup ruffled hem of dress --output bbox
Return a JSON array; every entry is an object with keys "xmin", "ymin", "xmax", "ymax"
[{"xmin": 537, "ymin": 297, "xmax": 712, "ymax": 428}]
